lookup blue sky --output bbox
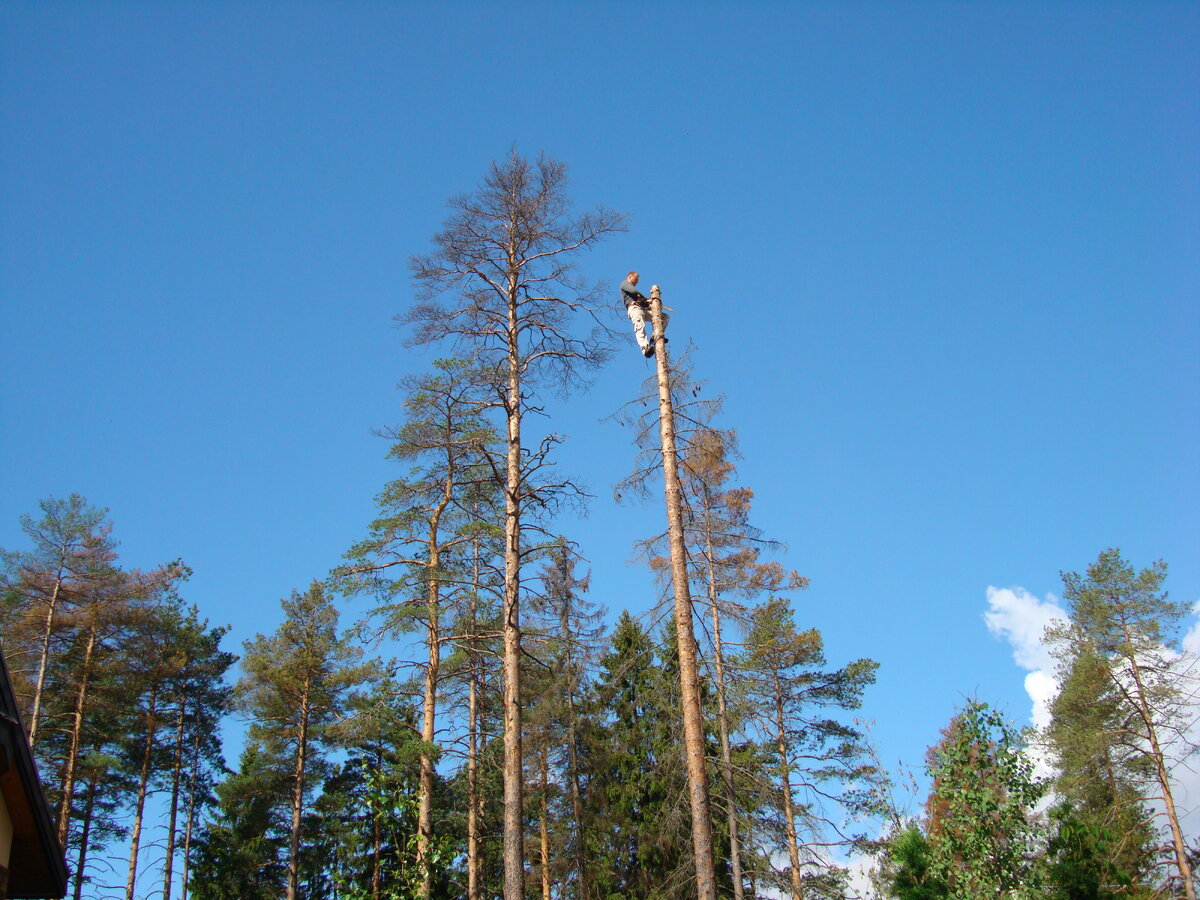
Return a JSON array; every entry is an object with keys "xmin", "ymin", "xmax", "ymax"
[{"xmin": 3, "ymin": 0, "xmax": 1198, "ymax": 872}]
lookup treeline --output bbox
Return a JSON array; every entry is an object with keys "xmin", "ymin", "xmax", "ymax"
[
  {"xmin": 0, "ymin": 493, "xmax": 233, "ymax": 899},
  {"xmin": 872, "ymin": 550, "xmax": 1198, "ymax": 900},
  {"xmin": 2, "ymin": 150, "xmax": 1196, "ymax": 900},
  {"xmin": 0, "ymin": 442, "xmax": 874, "ymax": 900},
  {"xmin": 3, "ymin": 505, "xmax": 1196, "ymax": 899}
]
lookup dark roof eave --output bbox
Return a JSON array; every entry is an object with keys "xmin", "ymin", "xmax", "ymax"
[{"xmin": 0, "ymin": 648, "xmax": 69, "ymax": 897}]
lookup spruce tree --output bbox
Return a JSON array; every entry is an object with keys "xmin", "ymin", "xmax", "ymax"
[
  {"xmin": 584, "ymin": 612, "xmax": 690, "ymax": 898},
  {"xmin": 535, "ymin": 540, "xmax": 604, "ymax": 900},
  {"xmin": 189, "ymin": 742, "xmax": 291, "ymax": 900},
  {"xmin": 321, "ymin": 680, "xmax": 442, "ymax": 899}
]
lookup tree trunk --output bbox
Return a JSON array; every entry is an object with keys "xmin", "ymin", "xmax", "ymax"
[
  {"xmin": 180, "ymin": 730, "xmax": 201, "ymax": 900},
  {"xmin": 563, "ymin": 658, "xmax": 588, "ymax": 900},
  {"xmin": 705, "ymin": 533, "xmax": 744, "ymax": 900},
  {"xmin": 467, "ymin": 534, "xmax": 484, "ymax": 900},
  {"xmin": 651, "ymin": 286, "xmax": 718, "ymax": 900},
  {"xmin": 29, "ymin": 563, "xmax": 66, "ymax": 749},
  {"xmin": 288, "ymin": 680, "xmax": 312, "ymax": 900},
  {"xmin": 1124, "ymin": 647, "xmax": 1196, "ymax": 899},
  {"xmin": 57, "ymin": 626, "xmax": 96, "ymax": 849},
  {"xmin": 372, "ymin": 786, "xmax": 382, "ymax": 900},
  {"xmin": 160, "ymin": 701, "xmax": 187, "ymax": 900},
  {"xmin": 539, "ymin": 741, "xmax": 552, "ymax": 900},
  {"xmin": 502, "ymin": 282, "xmax": 526, "ymax": 900},
  {"xmin": 774, "ymin": 673, "xmax": 804, "ymax": 900},
  {"xmin": 418, "ymin": 472, "xmax": 451, "ymax": 899},
  {"xmin": 72, "ymin": 773, "xmax": 97, "ymax": 900},
  {"xmin": 125, "ymin": 683, "xmax": 160, "ymax": 900},
  {"xmin": 418, "ymin": 605, "xmax": 440, "ymax": 900},
  {"xmin": 468, "ymin": 632, "xmax": 481, "ymax": 900}
]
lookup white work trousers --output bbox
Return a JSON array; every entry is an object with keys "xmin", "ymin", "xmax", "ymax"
[{"xmin": 627, "ymin": 302, "xmax": 667, "ymax": 352}]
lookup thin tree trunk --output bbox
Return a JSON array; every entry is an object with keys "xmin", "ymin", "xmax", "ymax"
[
  {"xmin": 502, "ymin": 282, "xmax": 526, "ymax": 900},
  {"xmin": 774, "ymin": 674, "xmax": 804, "ymax": 900},
  {"xmin": 467, "ymin": 622, "xmax": 481, "ymax": 900},
  {"xmin": 372, "ymin": 792, "xmax": 382, "ymax": 900},
  {"xmin": 704, "ymin": 531, "xmax": 744, "ymax": 900},
  {"xmin": 29, "ymin": 564, "xmax": 66, "ymax": 748},
  {"xmin": 288, "ymin": 681, "xmax": 312, "ymax": 900},
  {"xmin": 418, "ymin": 472, "xmax": 451, "ymax": 899},
  {"xmin": 1124, "ymin": 646, "xmax": 1196, "ymax": 899},
  {"xmin": 539, "ymin": 741, "xmax": 552, "ymax": 900},
  {"xmin": 125, "ymin": 683, "xmax": 160, "ymax": 900},
  {"xmin": 57, "ymin": 626, "xmax": 96, "ymax": 849},
  {"xmin": 366, "ymin": 747, "xmax": 383, "ymax": 900},
  {"xmin": 72, "ymin": 773, "xmax": 97, "ymax": 900},
  {"xmin": 650, "ymin": 286, "xmax": 718, "ymax": 900},
  {"xmin": 564, "ymin": 660, "xmax": 588, "ymax": 900},
  {"xmin": 418, "ymin": 605, "xmax": 440, "ymax": 900},
  {"xmin": 162, "ymin": 700, "xmax": 187, "ymax": 900},
  {"xmin": 566, "ymin": 712, "xmax": 587, "ymax": 900},
  {"xmin": 180, "ymin": 730, "xmax": 201, "ymax": 900}
]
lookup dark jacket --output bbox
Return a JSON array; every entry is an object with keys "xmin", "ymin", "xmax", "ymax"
[{"xmin": 620, "ymin": 279, "xmax": 648, "ymax": 309}]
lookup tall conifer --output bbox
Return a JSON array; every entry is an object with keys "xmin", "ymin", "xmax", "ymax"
[
  {"xmin": 1046, "ymin": 550, "xmax": 1198, "ymax": 898},
  {"xmin": 237, "ymin": 581, "xmax": 371, "ymax": 900},
  {"xmin": 404, "ymin": 150, "xmax": 623, "ymax": 900},
  {"xmin": 743, "ymin": 598, "xmax": 878, "ymax": 897}
]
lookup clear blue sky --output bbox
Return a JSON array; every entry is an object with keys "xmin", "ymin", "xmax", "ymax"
[{"xmin": 3, "ymin": 0, "xmax": 1198, "ymax": 859}]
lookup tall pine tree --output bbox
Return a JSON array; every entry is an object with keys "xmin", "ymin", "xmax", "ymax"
[
  {"xmin": 404, "ymin": 150, "xmax": 624, "ymax": 900},
  {"xmin": 1045, "ymin": 550, "xmax": 1197, "ymax": 898},
  {"xmin": 742, "ymin": 598, "xmax": 878, "ymax": 898},
  {"xmin": 236, "ymin": 581, "xmax": 372, "ymax": 900}
]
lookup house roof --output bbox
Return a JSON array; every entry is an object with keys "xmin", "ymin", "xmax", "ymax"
[{"xmin": 0, "ymin": 647, "xmax": 68, "ymax": 898}]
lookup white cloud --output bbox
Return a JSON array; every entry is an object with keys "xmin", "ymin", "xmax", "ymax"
[
  {"xmin": 983, "ymin": 586, "xmax": 1067, "ymax": 729},
  {"xmin": 844, "ymin": 852, "xmax": 877, "ymax": 899},
  {"xmin": 1184, "ymin": 601, "xmax": 1200, "ymax": 656},
  {"xmin": 983, "ymin": 586, "xmax": 1067, "ymax": 674},
  {"xmin": 1023, "ymin": 670, "xmax": 1059, "ymax": 732}
]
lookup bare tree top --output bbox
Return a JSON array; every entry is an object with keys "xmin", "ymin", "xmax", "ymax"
[{"xmin": 402, "ymin": 150, "xmax": 627, "ymax": 395}]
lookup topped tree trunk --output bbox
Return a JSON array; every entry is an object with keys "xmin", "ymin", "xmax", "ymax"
[{"xmin": 649, "ymin": 285, "xmax": 719, "ymax": 900}]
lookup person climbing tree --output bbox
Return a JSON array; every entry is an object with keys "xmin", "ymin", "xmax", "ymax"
[{"xmin": 620, "ymin": 271, "xmax": 667, "ymax": 357}]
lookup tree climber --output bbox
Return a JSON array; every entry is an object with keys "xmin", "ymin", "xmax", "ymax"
[{"xmin": 620, "ymin": 271, "xmax": 668, "ymax": 358}]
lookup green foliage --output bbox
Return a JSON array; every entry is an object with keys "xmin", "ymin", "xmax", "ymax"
[
  {"xmin": 582, "ymin": 612, "xmax": 691, "ymax": 899},
  {"xmin": 923, "ymin": 701, "xmax": 1046, "ymax": 899},
  {"xmin": 741, "ymin": 597, "xmax": 879, "ymax": 892},
  {"xmin": 336, "ymin": 357, "xmax": 498, "ymax": 636},
  {"xmin": 1044, "ymin": 647, "xmax": 1157, "ymax": 890},
  {"xmin": 1055, "ymin": 550, "xmax": 1186, "ymax": 656},
  {"xmin": 877, "ymin": 824, "xmax": 946, "ymax": 900},
  {"xmin": 1, "ymin": 492, "xmax": 123, "ymax": 730},
  {"xmin": 324, "ymin": 682, "xmax": 459, "ymax": 899},
  {"xmin": 189, "ymin": 742, "xmax": 290, "ymax": 900},
  {"xmin": 1044, "ymin": 800, "xmax": 1157, "ymax": 899},
  {"xmin": 327, "ymin": 768, "xmax": 456, "ymax": 900},
  {"xmin": 238, "ymin": 581, "xmax": 369, "ymax": 755},
  {"xmin": 1043, "ymin": 549, "xmax": 1197, "ymax": 896},
  {"xmin": 226, "ymin": 582, "xmax": 373, "ymax": 896}
]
